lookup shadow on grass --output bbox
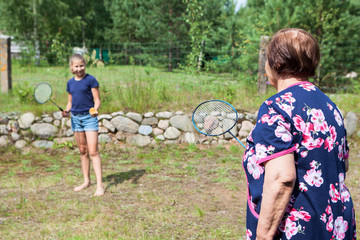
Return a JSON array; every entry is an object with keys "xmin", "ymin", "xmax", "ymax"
[{"xmin": 103, "ymin": 169, "xmax": 146, "ymax": 190}]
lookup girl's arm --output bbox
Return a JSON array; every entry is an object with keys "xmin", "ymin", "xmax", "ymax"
[
  {"xmin": 91, "ymin": 87, "xmax": 101, "ymax": 116},
  {"xmin": 256, "ymin": 153, "xmax": 296, "ymax": 240},
  {"xmin": 62, "ymin": 93, "xmax": 72, "ymax": 117}
]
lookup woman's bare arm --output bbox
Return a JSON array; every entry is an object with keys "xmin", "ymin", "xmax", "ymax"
[{"xmin": 256, "ymin": 153, "xmax": 296, "ymax": 240}]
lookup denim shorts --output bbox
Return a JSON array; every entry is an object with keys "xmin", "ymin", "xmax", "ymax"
[{"xmin": 71, "ymin": 113, "xmax": 99, "ymax": 132}]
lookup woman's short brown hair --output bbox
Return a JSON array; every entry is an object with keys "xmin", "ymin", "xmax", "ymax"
[{"xmin": 267, "ymin": 28, "xmax": 320, "ymax": 78}]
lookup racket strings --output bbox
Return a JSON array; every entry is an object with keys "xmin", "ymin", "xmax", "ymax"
[
  {"xmin": 193, "ymin": 101, "xmax": 237, "ymax": 136},
  {"xmin": 34, "ymin": 84, "xmax": 52, "ymax": 104}
]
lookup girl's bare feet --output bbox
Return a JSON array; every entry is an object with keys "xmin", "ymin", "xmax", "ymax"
[
  {"xmin": 94, "ymin": 186, "xmax": 105, "ymax": 196},
  {"xmin": 74, "ymin": 182, "xmax": 90, "ymax": 192}
]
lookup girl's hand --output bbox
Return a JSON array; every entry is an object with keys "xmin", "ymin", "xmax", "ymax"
[
  {"xmin": 62, "ymin": 111, "xmax": 70, "ymax": 117},
  {"xmin": 89, "ymin": 108, "xmax": 98, "ymax": 117}
]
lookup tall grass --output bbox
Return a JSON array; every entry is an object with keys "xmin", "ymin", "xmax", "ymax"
[{"xmin": 1, "ymin": 62, "xmax": 359, "ymax": 115}]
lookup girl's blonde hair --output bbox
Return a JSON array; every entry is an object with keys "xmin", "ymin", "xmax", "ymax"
[{"xmin": 69, "ymin": 54, "xmax": 86, "ymax": 66}]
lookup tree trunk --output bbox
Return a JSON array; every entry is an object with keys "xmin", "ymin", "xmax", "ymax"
[
  {"xmin": 33, "ymin": 0, "xmax": 40, "ymax": 66},
  {"xmin": 258, "ymin": 36, "xmax": 270, "ymax": 95},
  {"xmin": 81, "ymin": 0, "xmax": 86, "ymax": 49},
  {"xmin": 197, "ymin": 40, "xmax": 204, "ymax": 72},
  {"xmin": 168, "ymin": 5, "xmax": 173, "ymax": 72}
]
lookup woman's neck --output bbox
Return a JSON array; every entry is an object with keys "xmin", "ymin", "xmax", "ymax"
[{"xmin": 276, "ymin": 76, "xmax": 308, "ymax": 92}]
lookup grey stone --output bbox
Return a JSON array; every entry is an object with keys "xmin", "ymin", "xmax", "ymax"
[
  {"xmin": 15, "ymin": 140, "xmax": 27, "ymax": 149},
  {"xmin": 125, "ymin": 112, "xmax": 143, "ymax": 123},
  {"xmin": 102, "ymin": 119, "xmax": 115, "ymax": 133},
  {"xmin": 138, "ymin": 125, "xmax": 153, "ymax": 136},
  {"xmin": 155, "ymin": 134, "xmax": 165, "ymax": 141},
  {"xmin": 0, "ymin": 125, "xmax": 8, "ymax": 135},
  {"xmin": 158, "ymin": 120, "xmax": 169, "ymax": 130},
  {"xmin": 32, "ymin": 140, "xmax": 54, "ymax": 149},
  {"xmin": 66, "ymin": 119, "xmax": 71, "ymax": 128},
  {"xmin": 0, "ymin": 115, "xmax": 8, "ymax": 124},
  {"xmin": 144, "ymin": 112, "xmax": 154, "ymax": 118},
  {"xmin": 142, "ymin": 117, "xmax": 158, "ymax": 126},
  {"xmin": 164, "ymin": 127, "xmax": 181, "ymax": 140},
  {"xmin": 111, "ymin": 111, "xmax": 124, "ymax": 117},
  {"xmin": 7, "ymin": 120, "xmax": 19, "ymax": 133},
  {"xmin": 238, "ymin": 120, "xmax": 254, "ymax": 138},
  {"xmin": 126, "ymin": 134, "xmax": 151, "ymax": 147},
  {"xmin": 245, "ymin": 112, "xmax": 258, "ymax": 122},
  {"xmin": 53, "ymin": 137, "xmax": 74, "ymax": 144},
  {"xmin": 43, "ymin": 117, "xmax": 54, "ymax": 123},
  {"xmin": 19, "ymin": 112, "xmax": 35, "ymax": 129},
  {"xmin": 170, "ymin": 115, "xmax": 195, "ymax": 132},
  {"xmin": 0, "ymin": 136, "xmax": 9, "ymax": 146},
  {"xmin": 31, "ymin": 123, "xmax": 58, "ymax": 139},
  {"xmin": 344, "ymin": 111, "xmax": 358, "ymax": 137},
  {"xmin": 237, "ymin": 113, "xmax": 245, "ymax": 120},
  {"xmin": 182, "ymin": 132, "xmax": 197, "ymax": 144},
  {"xmin": 11, "ymin": 132, "xmax": 20, "ymax": 141},
  {"xmin": 53, "ymin": 111, "xmax": 63, "ymax": 120},
  {"xmin": 115, "ymin": 132, "xmax": 126, "ymax": 141},
  {"xmin": 175, "ymin": 111, "xmax": 184, "ymax": 115},
  {"xmin": 99, "ymin": 126, "xmax": 109, "ymax": 134},
  {"xmin": 99, "ymin": 134, "xmax": 112, "ymax": 143},
  {"xmin": 224, "ymin": 126, "xmax": 238, "ymax": 140},
  {"xmin": 156, "ymin": 111, "xmax": 173, "ymax": 119},
  {"xmin": 65, "ymin": 129, "xmax": 74, "ymax": 137},
  {"xmin": 98, "ymin": 114, "xmax": 113, "ymax": 121},
  {"xmin": 53, "ymin": 120, "xmax": 61, "ymax": 127},
  {"xmin": 153, "ymin": 128, "xmax": 164, "ymax": 136},
  {"xmin": 111, "ymin": 116, "xmax": 139, "ymax": 134}
]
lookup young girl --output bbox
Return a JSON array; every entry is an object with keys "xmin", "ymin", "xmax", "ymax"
[{"xmin": 63, "ymin": 54, "xmax": 104, "ymax": 196}]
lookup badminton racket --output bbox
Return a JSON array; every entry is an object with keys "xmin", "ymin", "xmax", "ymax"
[
  {"xmin": 192, "ymin": 99, "xmax": 246, "ymax": 148},
  {"xmin": 34, "ymin": 82, "xmax": 63, "ymax": 111}
]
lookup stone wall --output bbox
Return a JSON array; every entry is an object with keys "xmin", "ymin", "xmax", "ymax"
[
  {"xmin": 0, "ymin": 110, "xmax": 358, "ymax": 149},
  {"xmin": 0, "ymin": 111, "xmax": 258, "ymax": 149}
]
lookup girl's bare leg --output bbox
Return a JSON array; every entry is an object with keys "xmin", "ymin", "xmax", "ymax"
[
  {"xmin": 86, "ymin": 131, "xmax": 105, "ymax": 196},
  {"xmin": 73, "ymin": 131, "xmax": 91, "ymax": 191}
]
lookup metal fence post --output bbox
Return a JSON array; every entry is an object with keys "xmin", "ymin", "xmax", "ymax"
[
  {"xmin": 258, "ymin": 35, "xmax": 270, "ymax": 95},
  {"xmin": 0, "ymin": 37, "xmax": 12, "ymax": 93}
]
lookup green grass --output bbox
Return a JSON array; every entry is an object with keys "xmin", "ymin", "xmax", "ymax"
[
  {"xmin": 1, "ymin": 63, "xmax": 272, "ymax": 115},
  {"xmin": 2, "ymin": 63, "xmax": 360, "ymax": 115},
  {"xmin": 1, "ymin": 63, "xmax": 360, "ymax": 115},
  {"xmin": 1, "ymin": 140, "xmax": 359, "ymax": 239},
  {"xmin": 0, "ymin": 144, "xmax": 248, "ymax": 239}
]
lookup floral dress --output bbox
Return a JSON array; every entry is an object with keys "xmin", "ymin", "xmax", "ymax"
[{"xmin": 243, "ymin": 82, "xmax": 356, "ymax": 239}]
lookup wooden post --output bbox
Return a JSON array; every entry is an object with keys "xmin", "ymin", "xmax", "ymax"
[
  {"xmin": 258, "ymin": 36, "xmax": 270, "ymax": 95},
  {"xmin": 0, "ymin": 37, "xmax": 12, "ymax": 93}
]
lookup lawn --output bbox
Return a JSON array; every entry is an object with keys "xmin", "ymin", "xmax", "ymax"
[
  {"xmin": 0, "ymin": 140, "xmax": 359, "ymax": 239},
  {"xmin": 0, "ymin": 144, "xmax": 247, "ymax": 239},
  {"xmin": 1, "ymin": 64, "xmax": 360, "ymax": 239}
]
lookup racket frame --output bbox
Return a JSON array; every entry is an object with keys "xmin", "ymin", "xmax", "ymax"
[{"xmin": 34, "ymin": 82, "xmax": 63, "ymax": 111}]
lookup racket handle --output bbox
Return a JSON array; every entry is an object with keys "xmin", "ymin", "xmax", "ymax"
[
  {"xmin": 229, "ymin": 131, "xmax": 246, "ymax": 148},
  {"xmin": 49, "ymin": 99, "xmax": 63, "ymax": 111}
]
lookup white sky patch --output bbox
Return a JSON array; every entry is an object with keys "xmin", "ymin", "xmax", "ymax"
[{"xmin": 234, "ymin": 0, "xmax": 247, "ymax": 12}]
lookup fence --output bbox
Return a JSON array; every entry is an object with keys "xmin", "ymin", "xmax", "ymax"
[{"xmin": 3, "ymin": 37, "xmax": 360, "ymax": 92}]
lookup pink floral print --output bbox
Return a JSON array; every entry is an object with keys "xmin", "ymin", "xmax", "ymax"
[{"xmin": 243, "ymin": 82, "xmax": 355, "ymax": 239}]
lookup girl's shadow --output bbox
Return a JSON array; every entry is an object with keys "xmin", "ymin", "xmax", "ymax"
[{"xmin": 103, "ymin": 169, "xmax": 146, "ymax": 190}]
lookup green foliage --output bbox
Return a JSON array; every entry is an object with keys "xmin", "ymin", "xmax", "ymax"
[
  {"xmin": 51, "ymin": 33, "xmax": 72, "ymax": 65},
  {"xmin": 12, "ymin": 82, "xmax": 35, "ymax": 103}
]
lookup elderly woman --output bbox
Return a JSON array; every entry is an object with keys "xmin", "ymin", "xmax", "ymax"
[{"xmin": 243, "ymin": 28, "xmax": 356, "ymax": 239}]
